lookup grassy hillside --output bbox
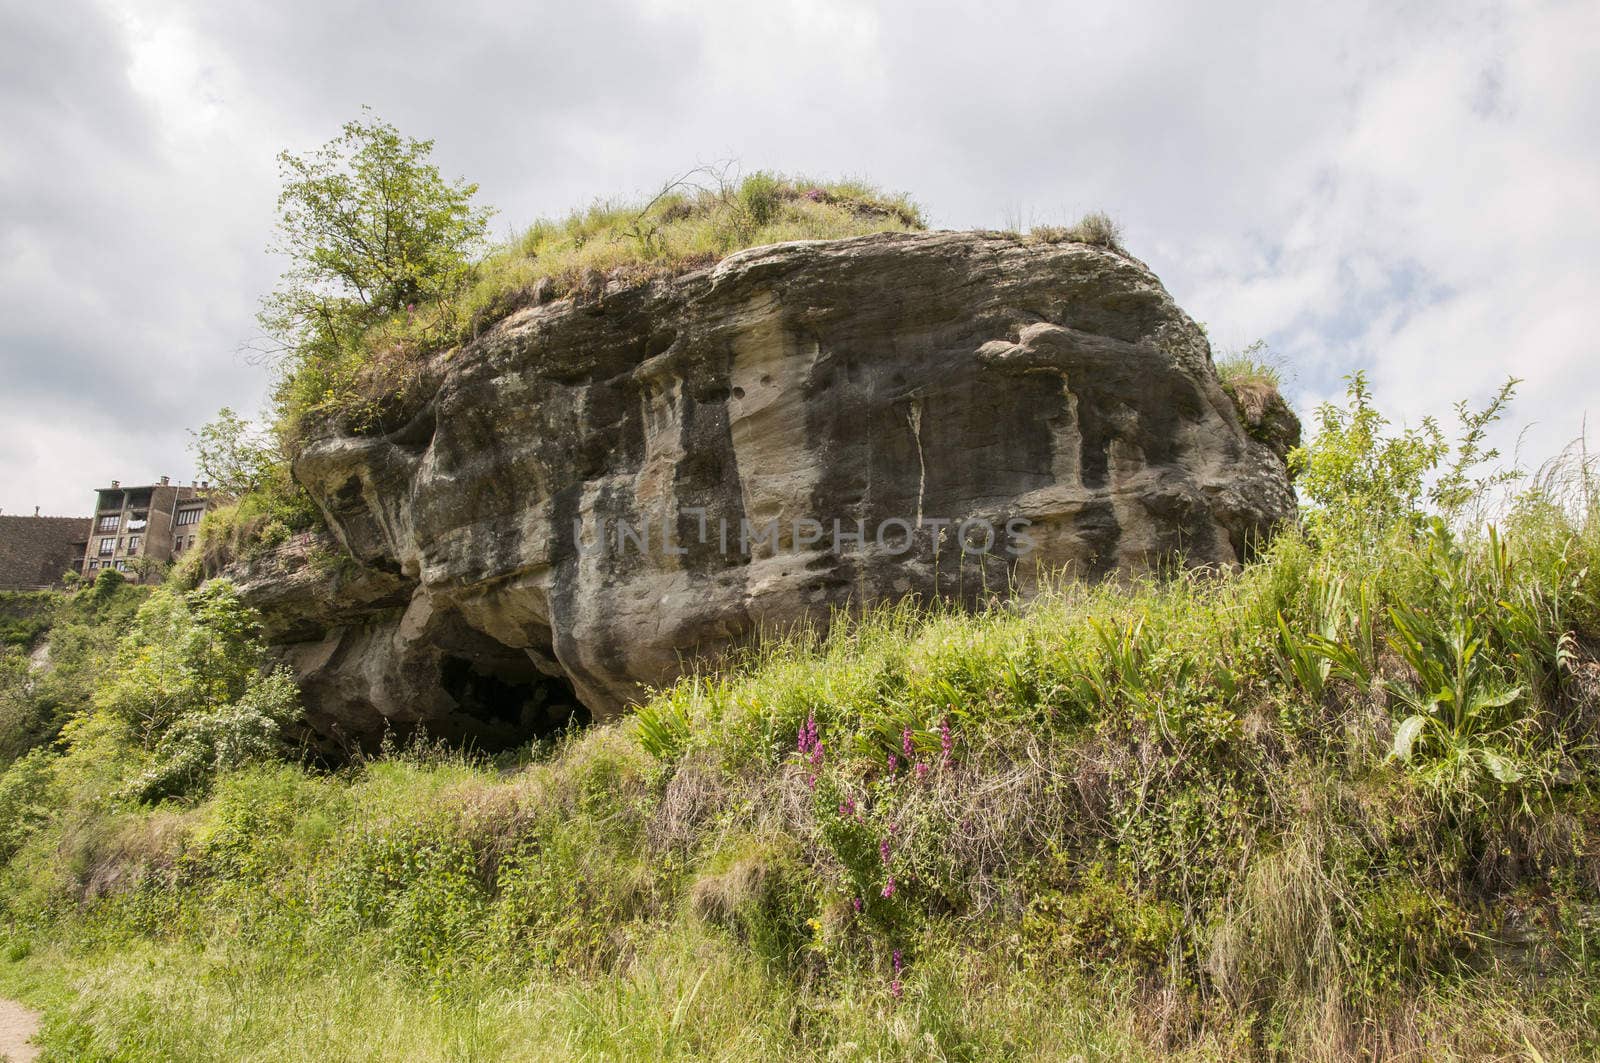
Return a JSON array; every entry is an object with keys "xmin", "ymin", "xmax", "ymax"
[
  {"xmin": 3, "ymin": 377, "xmax": 1599, "ymax": 1060},
  {"xmin": 0, "ymin": 575, "xmax": 148, "ymax": 766}
]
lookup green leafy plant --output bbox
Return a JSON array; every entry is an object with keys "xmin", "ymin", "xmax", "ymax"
[
  {"xmin": 1384, "ymin": 525, "xmax": 1551, "ymax": 800},
  {"xmin": 633, "ymin": 698, "xmax": 692, "ymax": 762},
  {"xmin": 90, "ymin": 580, "xmax": 303, "ymax": 800}
]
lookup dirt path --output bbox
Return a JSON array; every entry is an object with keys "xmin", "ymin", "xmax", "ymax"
[{"xmin": 0, "ymin": 996, "xmax": 40, "ymax": 1063}]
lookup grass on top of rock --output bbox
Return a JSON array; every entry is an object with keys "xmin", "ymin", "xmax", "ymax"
[
  {"xmin": 1215, "ymin": 341, "xmax": 1301, "ymax": 455},
  {"xmin": 270, "ymin": 160, "xmax": 928, "ymax": 450},
  {"xmin": 1027, "ymin": 210, "xmax": 1126, "ymax": 252},
  {"xmin": 456, "ymin": 168, "xmax": 927, "ymax": 337}
]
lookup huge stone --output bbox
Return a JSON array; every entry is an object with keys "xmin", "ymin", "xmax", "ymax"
[{"xmin": 237, "ymin": 231, "xmax": 1297, "ymax": 750}]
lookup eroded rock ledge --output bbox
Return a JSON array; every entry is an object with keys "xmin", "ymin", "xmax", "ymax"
[{"xmin": 233, "ymin": 231, "xmax": 1298, "ymax": 751}]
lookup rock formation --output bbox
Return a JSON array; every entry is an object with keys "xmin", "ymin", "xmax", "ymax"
[{"xmin": 233, "ymin": 231, "xmax": 1298, "ymax": 751}]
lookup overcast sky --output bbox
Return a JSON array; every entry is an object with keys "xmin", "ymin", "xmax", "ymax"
[{"xmin": 2, "ymin": 0, "xmax": 1596, "ymax": 517}]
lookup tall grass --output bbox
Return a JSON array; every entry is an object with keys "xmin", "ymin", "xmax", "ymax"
[{"xmin": 456, "ymin": 169, "xmax": 925, "ymax": 340}]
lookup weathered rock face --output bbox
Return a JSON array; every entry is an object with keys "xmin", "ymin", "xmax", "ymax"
[{"xmin": 239, "ymin": 231, "xmax": 1297, "ymax": 751}]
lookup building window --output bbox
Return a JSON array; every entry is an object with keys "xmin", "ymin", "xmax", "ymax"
[
  {"xmin": 176, "ymin": 508, "xmax": 202, "ymax": 527},
  {"xmin": 127, "ymin": 536, "xmax": 142, "ymax": 555},
  {"xmin": 99, "ymin": 537, "xmax": 116, "ymax": 557},
  {"xmin": 114, "ymin": 560, "xmax": 128, "ymax": 572},
  {"xmin": 98, "ymin": 515, "xmax": 120, "ymax": 532},
  {"xmin": 88, "ymin": 560, "xmax": 100, "ymax": 571}
]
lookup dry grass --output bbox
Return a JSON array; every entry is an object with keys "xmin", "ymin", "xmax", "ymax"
[
  {"xmin": 454, "ymin": 170, "xmax": 925, "ymax": 343},
  {"xmin": 1030, "ymin": 210, "xmax": 1127, "ymax": 251}
]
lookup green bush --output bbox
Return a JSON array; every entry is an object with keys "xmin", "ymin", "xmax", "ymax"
[
  {"xmin": 125, "ymin": 669, "xmax": 302, "ymax": 803},
  {"xmin": 0, "ymin": 749, "xmax": 59, "ymax": 862},
  {"xmin": 88, "ymin": 580, "xmax": 302, "ymax": 801},
  {"xmin": 0, "ymin": 580, "xmax": 148, "ymax": 765}
]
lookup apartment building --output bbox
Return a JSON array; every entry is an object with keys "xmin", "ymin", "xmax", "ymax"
[{"xmin": 80, "ymin": 477, "xmax": 216, "ymax": 582}]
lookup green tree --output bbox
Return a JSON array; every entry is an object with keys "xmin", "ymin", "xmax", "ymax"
[
  {"xmin": 1289, "ymin": 372, "xmax": 1518, "ymax": 553},
  {"xmin": 191, "ymin": 406, "xmax": 284, "ymax": 498},
  {"xmin": 259, "ymin": 109, "xmax": 493, "ymax": 352},
  {"xmin": 97, "ymin": 582, "xmax": 271, "ymax": 742}
]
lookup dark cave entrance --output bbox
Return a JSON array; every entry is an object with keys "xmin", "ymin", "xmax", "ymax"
[{"xmin": 436, "ymin": 650, "xmax": 591, "ymax": 752}]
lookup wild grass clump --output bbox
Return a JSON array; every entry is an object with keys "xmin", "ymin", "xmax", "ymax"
[
  {"xmin": 1030, "ymin": 210, "xmax": 1127, "ymax": 251},
  {"xmin": 457, "ymin": 169, "xmax": 924, "ymax": 341},
  {"xmin": 1213, "ymin": 340, "xmax": 1300, "ymax": 454}
]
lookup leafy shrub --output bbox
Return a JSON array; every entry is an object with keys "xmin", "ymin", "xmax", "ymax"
[
  {"xmin": 1, "ymin": 580, "xmax": 148, "ymax": 764},
  {"xmin": 90, "ymin": 580, "xmax": 302, "ymax": 800},
  {"xmin": 1291, "ymin": 372, "xmax": 1518, "ymax": 554},
  {"xmin": 0, "ymin": 749, "xmax": 59, "ymax": 861},
  {"xmin": 1022, "ymin": 860, "xmax": 1182, "ymax": 973},
  {"xmin": 125, "ymin": 669, "xmax": 303, "ymax": 803}
]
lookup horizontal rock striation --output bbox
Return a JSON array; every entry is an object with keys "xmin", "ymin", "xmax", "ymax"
[{"xmin": 237, "ymin": 231, "xmax": 1298, "ymax": 750}]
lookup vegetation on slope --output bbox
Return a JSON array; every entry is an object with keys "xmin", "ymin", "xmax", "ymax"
[
  {"xmin": 3, "ymin": 373, "xmax": 1600, "ymax": 1059},
  {"xmin": 0, "ymin": 573, "xmax": 148, "ymax": 767}
]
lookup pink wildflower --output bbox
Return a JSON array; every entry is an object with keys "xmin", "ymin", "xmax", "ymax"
[
  {"xmin": 940, "ymin": 714, "xmax": 954, "ymax": 768},
  {"xmin": 902, "ymin": 726, "xmax": 915, "ymax": 759},
  {"xmin": 797, "ymin": 712, "xmax": 819, "ymax": 755},
  {"xmin": 879, "ymin": 837, "xmax": 891, "ymax": 864},
  {"xmin": 852, "ymin": 896, "xmax": 863, "ymax": 913},
  {"xmin": 890, "ymin": 979, "xmax": 903, "ymax": 999},
  {"xmin": 881, "ymin": 875, "xmax": 896, "ymax": 898},
  {"xmin": 914, "ymin": 761, "xmax": 929, "ymax": 781},
  {"xmin": 887, "ymin": 752, "xmax": 898, "ymax": 774}
]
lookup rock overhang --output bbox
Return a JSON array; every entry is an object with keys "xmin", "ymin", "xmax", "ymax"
[{"xmin": 234, "ymin": 230, "xmax": 1299, "ymax": 751}]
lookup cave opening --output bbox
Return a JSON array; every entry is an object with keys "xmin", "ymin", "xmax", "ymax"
[{"xmin": 436, "ymin": 651, "xmax": 591, "ymax": 752}]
